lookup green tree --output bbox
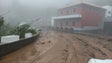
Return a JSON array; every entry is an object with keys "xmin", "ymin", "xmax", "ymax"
[
  {"xmin": 11, "ymin": 24, "xmax": 37, "ymax": 39},
  {"xmin": 0, "ymin": 17, "xmax": 4, "ymax": 27},
  {"xmin": 0, "ymin": 16, "xmax": 5, "ymax": 42},
  {"xmin": 27, "ymin": 28, "xmax": 37, "ymax": 35}
]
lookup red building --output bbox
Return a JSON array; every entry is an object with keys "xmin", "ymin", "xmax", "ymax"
[{"xmin": 52, "ymin": 3, "xmax": 106, "ymax": 32}]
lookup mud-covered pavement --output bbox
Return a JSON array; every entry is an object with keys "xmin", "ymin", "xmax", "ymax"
[{"xmin": 0, "ymin": 31, "xmax": 112, "ymax": 63}]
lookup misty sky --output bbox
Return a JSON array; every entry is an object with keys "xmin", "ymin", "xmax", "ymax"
[
  {"xmin": 0, "ymin": 0, "xmax": 111, "ymax": 28},
  {"xmin": 0, "ymin": 0, "xmax": 102, "ymax": 27},
  {"xmin": 20, "ymin": 0, "xmax": 73, "ymax": 8},
  {"xmin": 0, "ymin": 0, "xmax": 78, "ymax": 26},
  {"xmin": 0, "ymin": 0, "xmax": 76, "ymax": 10}
]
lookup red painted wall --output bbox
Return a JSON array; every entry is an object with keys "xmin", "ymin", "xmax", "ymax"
[
  {"xmin": 57, "ymin": 3, "xmax": 105, "ymax": 29},
  {"xmin": 80, "ymin": 6, "xmax": 105, "ymax": 27},
  {"xmin": 75, "ymin": 6, "xmax": 83, "ymax": 28},
  {"xmin": 74, "ymin": 4, "xmax": 105, "ymax": 28}
]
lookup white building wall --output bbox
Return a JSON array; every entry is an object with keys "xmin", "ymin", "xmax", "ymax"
[
  {"xmin": 25, "ymin": 33, "xmax": 32, "ymax": 38},
  {"xmin": 73, "ymin": 26, "xmax": 100, "ymax": 31},
  {"xmin": 102, "ymin": 6, "xmax": 112, "ymax": 29},
  {"xmin": 1, "ymin": 35, "xmax": 19, "ymax": 44},
  {"xmin": 102, "ymin": 6, "xmax": 112, "ymax": 17}
]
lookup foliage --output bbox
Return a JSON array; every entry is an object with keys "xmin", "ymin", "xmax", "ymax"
[
  {"xmin": 0, "ymin": 16, "xmax": 37, "ymax": 42},
  {"xmin": 11, "ymin": 24, "xmax": 37, "ymax": 39},
  {"xmin": 0, "ymin": 24, "xmax": 12, "ymax": 36},
  {"xmin": 0, "ymin": 17, "xmax": 5, "ymax": 36},
  {"xmin": 0, "ymin": 17, "xmax": 7, "ymax": 42},
  {"xmin": 27, "ymin": 28, "xmax": 37, "ymax": 35},
  {"xmin": 0, "ymin": 17, "xmax": 4, "ymax": 27}
]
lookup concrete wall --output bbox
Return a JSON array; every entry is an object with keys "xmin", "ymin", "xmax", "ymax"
[
  {"xmin": 79, "ymin": 4, "xmax": 105, "ymax": 28},
  {"xmin": 103, "ymin": 22, "xmax": 112, "ymax": 34},
  {"xmin": 103, "ymin": 6, "xmax": 112, "ymax": 17},
  {"xmin": 0, "ymin": 34, "xmax": 40, "ymax": 58},
  {"xmin": 1, "ymin": 35, "xmax": 19, "ymax": 44}
]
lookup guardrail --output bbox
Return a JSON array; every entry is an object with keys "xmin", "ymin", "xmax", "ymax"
[{"xmin": 0, "ymin": 33, "xmax": 40, "ymax": 58}]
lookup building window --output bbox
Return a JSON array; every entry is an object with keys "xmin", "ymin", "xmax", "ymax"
[
  {"xmin": 60, "ymin": 22, "xmax": 63, "ymax": 27},
  {"xmin": 66, "ymin": 21, "xmax": 68, "ymax": 26},
  {"xmin": 72, "ymin": 21, "xmax": 75, "ymax": 26},
  {"xmin": 73, "ymin": 8, "xmax": 76, "ymax": 13},
  {"xmin": 108, "ymin": 11, "xmax": 112, "ymax": 15},
  {"xmin": 66, "ymin": 9, "xmax": 69, "ymax": 15}
]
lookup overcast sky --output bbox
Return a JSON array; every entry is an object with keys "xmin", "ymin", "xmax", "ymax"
[
  {"xmin": 0, "ymin": 0, "xmax": 82, "ymax": 26},
  {"xmin": 0, "ymin": 0, "xmax": 79, "ymax": 15},
  {"xmin": 20, "ymin": 0, "xmax": 73, "ymax": 8},
  {"xmin": 0, "ymin": 0, "xmax": 83, "ymax": 15},
  {"xmin": 0, "ymin": 0, "xmax": 76, "ymax": 9}
]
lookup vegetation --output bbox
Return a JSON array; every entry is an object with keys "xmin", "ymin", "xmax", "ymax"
[
  {"xmin": 0, "ymin": 16, "xmax": 37, "ymax": 43},
  {"xmin": 10, "ymin": 24, "xmax": 37, "ymax": 39},
  {"xmin": 0, "ymin": 17, "xmax": 13, "ymax": 36},
  {"xmin": 0, "ymin": 17, "xmax": 4, "ymax": 27},
  {"xmin": 0, "ymin": 17, "xmax": 5, "ymax": 42}
]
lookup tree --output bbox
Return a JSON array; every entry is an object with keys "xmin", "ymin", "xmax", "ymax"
[
  {"xmin": 0, "ymin": 16, "xmax": 5, "ymax": 42},
  {"xmin": 0, "ymin": 16, "xmax": 4, "ymax": 27},
  {"xmin": 27, "ymin": 28, "xmax": 37, "ymax": 35},
  {"xmin": 18, "ymin": 24, "xmax": 30, "ymax": 38},
  {"xmin": 11, "ymin": 24, "xmax": 37, "ymax": 39}
]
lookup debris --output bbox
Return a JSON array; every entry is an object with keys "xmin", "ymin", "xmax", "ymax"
[
  {"xmin": 41, "ymin": 42, "xmax": 45, "ymax": 44},
  {"xmin": 64, "ymin": 49, "xmax": 68, "ymax": 52},
  {"xmin": 107, "ymin": 39, "xmax": 112, "ymax": 41},
  {"xmin": 48, "ymin": 40, "xmax": 51, "ymax": 43},
  {"xmin": 88, "ymin": 59, "xmax": 112, "ymax": 63}
]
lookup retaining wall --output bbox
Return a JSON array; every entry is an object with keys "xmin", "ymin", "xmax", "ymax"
[{"xmin": 0, "ymin": 34, "xmax": 40, "ymax": 58}]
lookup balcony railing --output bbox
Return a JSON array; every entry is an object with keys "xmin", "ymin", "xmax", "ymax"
[{"xmin": 52, "ymin": 14, "xmax": 82, "ymax": 20}]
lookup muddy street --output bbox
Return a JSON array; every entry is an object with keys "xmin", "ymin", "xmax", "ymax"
[{"xmin": 0, "ymin": 31, "xmax": 112, "ymax": 63}]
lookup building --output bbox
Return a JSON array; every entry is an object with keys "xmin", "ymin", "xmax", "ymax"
[
  {"xmin": 102, "ymin": 6, "xmax": 112, "ymax": 34},
  {"xmin": 51, "ymin": 3, "xmax": 106, "ymax": 32},
  {"xmin": 103, "ymin": 6, "xmax": 112, "ymax": 17}
]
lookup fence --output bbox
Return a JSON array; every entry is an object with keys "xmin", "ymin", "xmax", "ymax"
[{"xmin": 0, "ymin": 34, "xmax": 40, "ymax": 58}]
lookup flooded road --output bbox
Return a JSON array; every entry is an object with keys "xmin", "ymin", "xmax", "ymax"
[{"xmin": 0, "ymin": 31, "xmax": 112, "ymax": 63}]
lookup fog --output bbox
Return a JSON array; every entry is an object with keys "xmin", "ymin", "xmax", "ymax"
[
  {"xmin": 0, "ymin": 0, "xmax": 111, "ymax": 28},
  {"xmin": 0, "ymin": 0, "xmax": 77, "ymax": 27}
]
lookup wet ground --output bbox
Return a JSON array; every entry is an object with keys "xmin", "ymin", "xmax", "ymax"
[{"xmin": 0, "ymin": 31, "xmax": 112, "ymax": 63}]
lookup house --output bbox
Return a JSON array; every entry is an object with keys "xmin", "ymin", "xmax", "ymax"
[
  {"xmin": 102, "ymin": 6, "xmax": 112, "ymax": 34},
  {"xmin": 51, "ymin": 3, "xmax": 106, "ymax": 32}
]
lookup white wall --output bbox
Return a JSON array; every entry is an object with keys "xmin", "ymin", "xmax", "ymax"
[
  {"xmin": 73, "ymin": 26, "xmax": 100, "ymax": 31},
  {"xmin": 103, "ymin": 6, "xmax": 112, "ymax": 17},
  {"xmin": 88, "ymin": 59, "xmax": 112, "ymax": 63},
  {"xmin": 1, "ymin": 35, "xmax": 19, "ymax": 43},
  {"xmin": 25, "ymin": 33, "xmax": 32, "ymax": 38}
]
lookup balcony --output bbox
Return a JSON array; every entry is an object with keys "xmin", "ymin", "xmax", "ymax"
[{"xmin": 52, "ymin": 14, "xmax": 82, "ymax": 20}]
